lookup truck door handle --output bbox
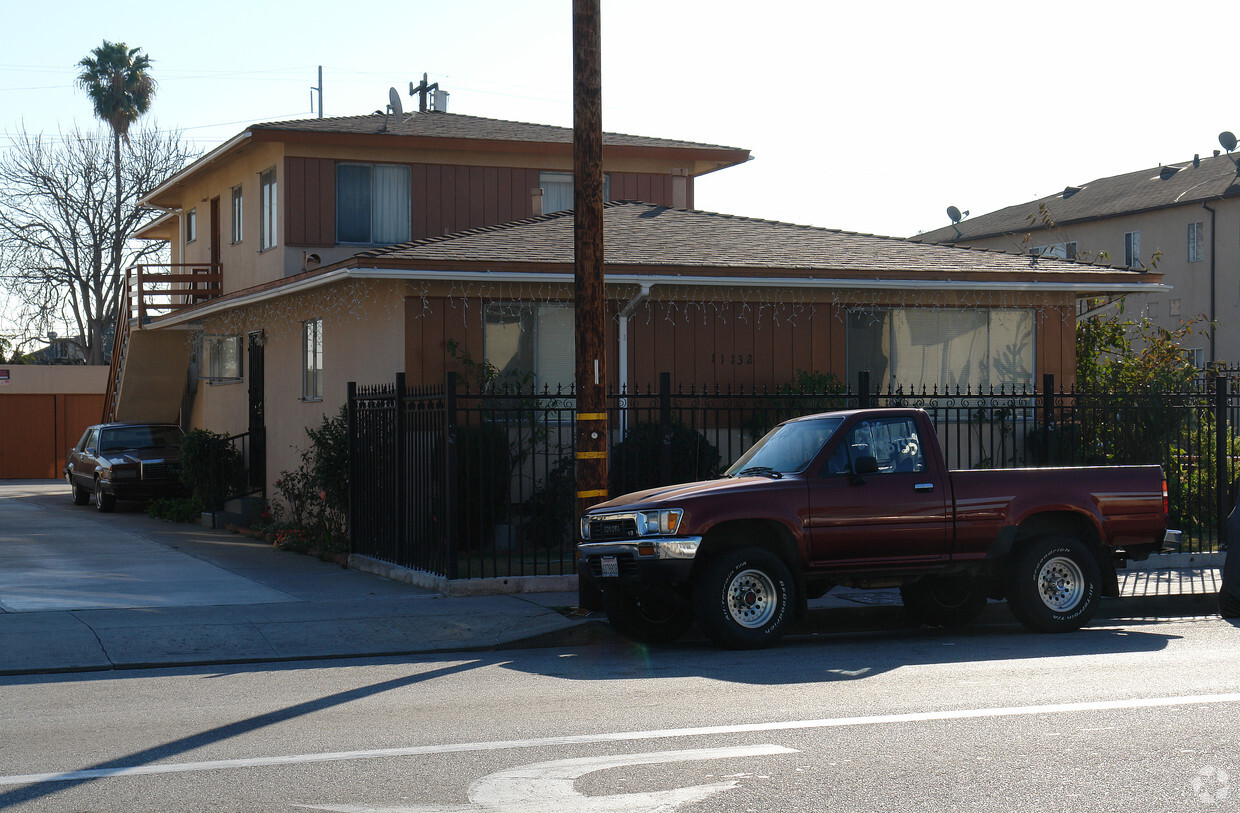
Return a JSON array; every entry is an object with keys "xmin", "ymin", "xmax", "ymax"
[{"xmin": 914, "ymin": 483, "xmax": 934, "ymax": 492}]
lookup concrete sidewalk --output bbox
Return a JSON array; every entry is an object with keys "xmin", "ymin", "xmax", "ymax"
[{"xmin": 0, "ymin": 481, "xmax": 1227, "ymax": 676}]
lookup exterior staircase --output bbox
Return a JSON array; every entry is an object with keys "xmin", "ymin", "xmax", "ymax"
[{"xmin": 102, "ymin": 263, "xmax": 222, "ymax": 423}]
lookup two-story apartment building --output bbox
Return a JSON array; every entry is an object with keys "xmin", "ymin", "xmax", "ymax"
[
  {"xmin": 912, "ymin": 149, "xmax": 1240, "ymax": 366},
  {"xmin": 112, "ymin": 107, "xmax": 1168, "ymax": 494}
]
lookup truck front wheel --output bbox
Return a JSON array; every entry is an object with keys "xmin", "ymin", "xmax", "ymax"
[
  {"xmin": 1006, "ymin": 535, "xmax": 1101, "ymax": 633},
  {"xmin": 602, "ymin": 589, "xmax": 693, "ymax": 644},
  {"xmin": 694, "ymin": 547, "xmax": 794, "ymax": 649}
]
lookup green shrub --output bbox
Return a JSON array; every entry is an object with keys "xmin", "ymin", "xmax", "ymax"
[
  {"xmin": 270, "ymin": 407, "xmax": 350, "ymax": 552},
  {"xmin": 146, "ymin": 496, "xmax": 203, "ymax": 523},
  {"xmin": 523, "ymin": 455, "xmax": 577, "ymax": 548},
  {"xmin": 454, "ymin": 422, "xmax": 512, "ymax": 547},
  {"xmin": 180, "ymin": 429, "xmax": 244, "ymax": 511},
  {"xmin": 609, "ymin": 421, "xmax": 721, "ymax": 496}
]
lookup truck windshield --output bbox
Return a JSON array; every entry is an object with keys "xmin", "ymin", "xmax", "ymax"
[{"xmin": 725, "ymin": 417, "xmax": 844, "ymax": 476}]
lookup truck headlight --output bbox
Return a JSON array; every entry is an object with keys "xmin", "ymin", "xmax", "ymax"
[{"xmin": 640, "ymin": 509, "xmax": 682, "ymax": 535}]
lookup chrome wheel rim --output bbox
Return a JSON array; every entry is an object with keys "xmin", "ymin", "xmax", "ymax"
[
  {"xmin": 1037, "ymin": 556, "xmax": 1085, "ymax": 611},
  {"xmin": 725, "ymin": 568, "xmax": 778, "ymax": 629}
]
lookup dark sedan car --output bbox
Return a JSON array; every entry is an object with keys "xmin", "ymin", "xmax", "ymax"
[{"xmin": 64, "ymin": 422, "xmax": 186, "ymax": 512}]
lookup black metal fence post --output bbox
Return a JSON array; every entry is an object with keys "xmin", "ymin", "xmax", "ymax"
[
  {"xmin": 1217, "ymin": 374, "xmax": 1229, "ymax": 545},
  {"xmin": 659, "ymin": 371, "xmax": 672, "ymax": 485},
  {"xmin": 394, "ymin": 372, "xmax": 408, "ymax": 567},
  {"xmin": 444, "ymin": 371, "xmax": 459, "ymax": 580},
  {"xmin": 347, "ymin": 380, "xmax": 357, "ymax": 552},
  {"xmin": 857, "ymin": 370, "xmax": 871, "ymax": 408},
  {"xmin": 1041, "ymin": 373, "xmax": 1055, "ymax": 465}
]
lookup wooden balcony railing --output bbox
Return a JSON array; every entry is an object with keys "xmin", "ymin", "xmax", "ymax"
[{"xmin": 126, "ymin": 263, "xmax": 223, "ymax": 323}]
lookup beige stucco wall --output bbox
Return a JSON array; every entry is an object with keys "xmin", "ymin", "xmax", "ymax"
[
  {"xmin": 189, "ymin": 278, "xmax": 405, "ymax": 495},
  {"xmin": 0, "ymin": 365, "xmax": 108, "ymax": 394},
  {"xmin": 163, "ymin": 141, "xmax": 287, "ymax": 297},
  {"xmin": 957, "ymin": 197, "xmax": 1240, "ymax": 365}
]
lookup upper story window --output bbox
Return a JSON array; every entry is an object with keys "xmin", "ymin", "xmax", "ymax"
[
  {"xmin": 1124, "ymin": 231, "xmax": 1141, "ymax": 267},
  {"xmin": 259, "ymin": 167, "xmax": 277, "ymax": 251},
  {"xmin": 1028, "ymin": 242, "xmax": 1077, "ymax": 260},
  {"xmin": 185, "ymin": 208, "xmax": 197, "ymax": 244},
  {"xmin": 539, "ymin": 171, "xmax": 611, "ymax": 214},
  {"xmin": 846, "ymin": 307, "xmax": 1034, "ymax": 392},
  {"xmin": 1188, "ymin": 221, "xmax": 1204, "ymax": 263},
  {"xmin": 230, "ymin": 185, "xmax": 243, "ymax": 244},
  {"xmin": 336, "ymin": 163, "xmax": 411, "ymax": 244}
]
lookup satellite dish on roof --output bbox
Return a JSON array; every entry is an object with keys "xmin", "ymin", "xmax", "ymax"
[
  {"xmin": 946, "ymin": 206, "xmax": 968, "ymax": 224},
  {"xmin": 388, "ymin": 87, "xmax": 404, "ymax": 118},
  {"xmin": 1220, "ymin": 131, "xmax": 1238, "ymax": 152}
]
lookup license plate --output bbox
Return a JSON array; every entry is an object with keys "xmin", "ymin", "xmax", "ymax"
[{"xmin": 600, "ymin": 555, "xmax": 619, "ymax": 578}]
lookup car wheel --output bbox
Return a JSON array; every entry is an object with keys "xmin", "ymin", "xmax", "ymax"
[
  {"xmin": 95, "ymin": 480, "xmax": 116, "ymax": 513},
  {"xmin": 900, "ymin": 573, "xmax": 988, "ymax": 627},
  {"xmin": 601, "ymin": 589, "xmax": 694, "ymax": 644},
  {"xmin": 693, "ymin": 546, "xmax": 794, "ymax": 649},
  {"xmin": 71, "ymin": 480, "xmax": 90, "ymax": 506},
  {"xmin": 1005, "ymin": 535, "xmax": 1100, "ymax": 633}
]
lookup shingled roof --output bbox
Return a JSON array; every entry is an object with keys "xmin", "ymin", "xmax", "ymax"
[
  {"xmin": 346, "ymin": 201, "xmax": 1159, "ymax": 283},
  {"xmin": 913, "ymin": 152, "xmax": 1240, "ymax": 244},
  {"xmin": 249, "ymin": 111, "xmax": 745, "ymax": 154}
]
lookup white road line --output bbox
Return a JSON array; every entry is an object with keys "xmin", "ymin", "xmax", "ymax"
[{"xmin": 5, "ymin": 692, "xmax": 1239, "ymax": 787}]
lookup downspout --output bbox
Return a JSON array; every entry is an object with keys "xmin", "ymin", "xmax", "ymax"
[
  {"xmin": 617, "ymin": 282, "xmax": 652, "ymax": 435},
  {"xmin": 1203, "ymin": 201, "xmax": 1217, "ymax": 363}
]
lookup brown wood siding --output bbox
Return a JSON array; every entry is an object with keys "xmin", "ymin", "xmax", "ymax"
[
  {"xmin": 284, "ymin": 157, "xmax": 335, "ymax": 247},
  {"xmin": 288, "ymin": 163, "xmax": 680, "ymax": 248},
  {"xmin": 0, "ymin": 393, "xmax": 103, "ymax": 479},
  {"xmin": 609, "ymin": 173, "xmax": 673, "ymax": 206}
]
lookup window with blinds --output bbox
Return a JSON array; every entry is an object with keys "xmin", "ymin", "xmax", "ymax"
[
  {"xmin": 846, "ymin": 308, "xmax": 1034, "ymax": 391},
  {"xmin": 485, "ymin": 303, "xmax": 575, "ymax": 392},
  {"xmin": 336, "ymin": 162, "xmax": 411, "ymax": 244}
]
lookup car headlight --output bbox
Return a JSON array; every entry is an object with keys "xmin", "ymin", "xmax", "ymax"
[{"xmin": 640, "ymin": 508, "xmax": 683, "ymax": 535}]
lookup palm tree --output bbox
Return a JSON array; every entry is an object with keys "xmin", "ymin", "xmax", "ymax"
[{"xmin": 75, "ymin": 41, "xmax": 156, "ymax": 363}]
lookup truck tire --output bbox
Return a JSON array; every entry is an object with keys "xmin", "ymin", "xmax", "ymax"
[
  {"xmin": 693, "ymin": 547, "xmax": 794, "ymax": 649},
  {"xmin": 1006, "ymin": 535, "xmax": 1100, "ymax": 633},
  {"xmin": 602, "ymin": 589, "xmax": 694, "ymax": 644},
  {"xmin": 900, "ymin": 574, "xmax": 988, "ymax": 627}
]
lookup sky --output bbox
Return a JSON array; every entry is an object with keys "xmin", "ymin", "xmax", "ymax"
[{"xmin": 2, "ymin": 0, "xmax": 1239, "ymax": 336}]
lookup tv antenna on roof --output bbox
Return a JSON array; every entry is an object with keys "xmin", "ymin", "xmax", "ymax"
[
  {"xmin": 946, "ymin": 205, "xmax": 969, "ymax": 239},
  {"xmin": 378, "ymin": 87, "xmax": 405, "ymax": 132}
]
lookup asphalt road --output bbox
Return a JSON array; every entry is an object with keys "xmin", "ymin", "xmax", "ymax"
[{"xmin": 1, "ymin": 612, "xmax": 1238, "ymax": 812}]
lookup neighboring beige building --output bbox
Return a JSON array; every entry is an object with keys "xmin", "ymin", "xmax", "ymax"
[
  {"xmin": 109, "ymin": 107, "xmax": 1167, "ymax": 496},
  {"xmin": 912, "ymin": 149, "xmax": 1240, "ymax": 366}
]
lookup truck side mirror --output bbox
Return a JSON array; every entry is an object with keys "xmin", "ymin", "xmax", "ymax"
[{"xmin": 855, "ymin": 455, "xmax": 879, "ymax": 475}]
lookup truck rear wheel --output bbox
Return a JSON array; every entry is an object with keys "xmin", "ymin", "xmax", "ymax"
[
  {"xmin": 1006, "ymin": 535, "xmax": 1100, "ymax": 633},
  {"xmin": 900, "ymin": 574, "xmax": 987, "ymax": 627},
  {"xmin": 602, "ymin": 589, "xmax": 693, "ymax": 644},
  {"xmin": 693, "ymin": 547, "xmax": 794, "ymax": 649}
]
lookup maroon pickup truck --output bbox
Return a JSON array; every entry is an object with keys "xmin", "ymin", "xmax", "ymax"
[{"xmin": 578, "ymin": 408, "xmax": 1176, "ymax": 649}]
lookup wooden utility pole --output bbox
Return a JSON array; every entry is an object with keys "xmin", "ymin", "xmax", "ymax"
[{"xmin": 573, "ymin": 0, "xmax": 609, "ymax": 560}]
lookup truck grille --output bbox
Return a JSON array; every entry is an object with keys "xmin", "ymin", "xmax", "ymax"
[{"xmin": 587, "ymin": 517, "xmax": 638, "ymax": 541}]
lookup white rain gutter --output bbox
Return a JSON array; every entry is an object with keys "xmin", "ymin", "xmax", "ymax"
[
  {"xmin": 616, "ymin": 282, "xmax": 653, "ymax": 434},
  {"xmin": 144, "ymin": 266, "xmax": 1171, "ymax": 330},
  {"xmin": 140, "ymin": 131, "xmax": 253, "ymax": 208}
]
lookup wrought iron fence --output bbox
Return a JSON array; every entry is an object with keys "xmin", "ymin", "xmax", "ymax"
[{"xmin": 349, "ymin": 371, "xmax": 1240, "ymax": 579}]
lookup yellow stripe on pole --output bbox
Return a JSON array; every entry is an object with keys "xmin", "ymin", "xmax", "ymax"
[
  {"xmin": 577, "ymin": 489, "xmax": 608, "ymax": 499},
  {"xmin": 577, "ymin": 412, "xmax": 607, "ymax": 421},
  {"xmin": 576, "ymin": 451, "xmax": 607, "ymax": 459}
]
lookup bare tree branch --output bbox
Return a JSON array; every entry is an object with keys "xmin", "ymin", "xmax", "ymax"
[{"xmin": 0, "ymin": 124, "xmax": 195, "ymax": 363}]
